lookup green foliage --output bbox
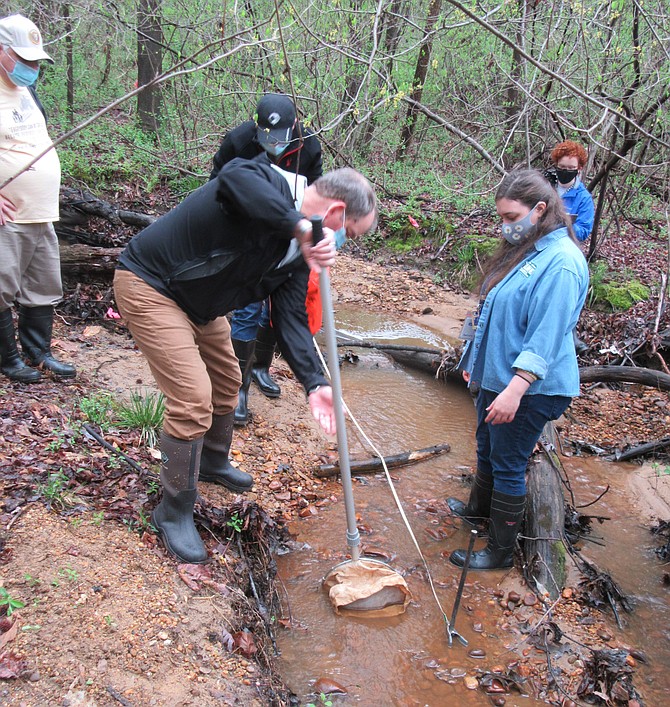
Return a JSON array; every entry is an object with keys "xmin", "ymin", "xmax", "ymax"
[
  {"xmin": 56, "ymin": 116, "xmax": 194, "ymax": 196},
  {"xmin": 0, "ymin": 587, "xmax": 25, "ymax": 617},
  {"xmin": 78, "ymin": 388, "xmax": 164, "ymax": 446},
  {"xmin": 377, "ymin": 202, "xmax": 456, "ymax": 254},
  {"xmin": 116, "ymin": 391, "xmax": 165, "ymax": 447},
  {"xmin": 19, "ymin": 0, "xmax": 668, "ymax": 267},
  {"xmin": 451, "ymin": 233, "xmax": 499, "ymax": 290},
  {"xmin": 46, "ymin": 430, "xmax": 69, "ymax": 452},
  {"xmin": 226, "ymin": 513, "xmax": 243, "ymax": 534},
  {"xmin": 587, "ymin": 261, "xmax": 650, "ymax": 311},
  {"xmin": 652, "ymin": 462, "xmax": 670, "ymax": 477},
  {"xmin": 78, "ymin": 391, "xmax": 116, "ymax": 430},
  {"xmin": 124, "ymin": 508, "xmax": 155, "ymax": 536},
  {"xmin": 23, "ymin": 574, "xmax": 41, "ymax": 587},
  {"xmin": 38, "ymin": 469, "xmax": 70, "ymax": 508},
  {"xmin": 58, "ymin": 566, "xmax": 79, "ymax": 582}
]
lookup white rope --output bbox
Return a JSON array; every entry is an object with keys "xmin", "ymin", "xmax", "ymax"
[{"xmin": 313, "ymin": 338, "xmax": 452, "ymax": 626}]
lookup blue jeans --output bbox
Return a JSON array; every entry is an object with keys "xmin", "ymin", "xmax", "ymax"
[
  {"xmin": 230, "ymin": 300, "xmax": 270, "ymax": 340},
  {"xmin": 475, "ymin": 389, "xmax": 571, "ymax": 495}
]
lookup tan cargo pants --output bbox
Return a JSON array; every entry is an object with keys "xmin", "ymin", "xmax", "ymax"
[{"xmin": 113, "ymin": 269, "xmax": 241, "ymax": 440}]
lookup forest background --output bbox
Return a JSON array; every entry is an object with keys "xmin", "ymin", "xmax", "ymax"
[{"xmin": 6, "ymin": 0, "xmax": 669, "ymax": 273}]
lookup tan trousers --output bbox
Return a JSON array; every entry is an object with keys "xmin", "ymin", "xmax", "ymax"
[
  {"xmin": 113, "ymin": 269, "xmax": 241, "ymax": 440},
  {"xmin": 0, "ymin": 221, "xmax": 63, "ymax": 309}
]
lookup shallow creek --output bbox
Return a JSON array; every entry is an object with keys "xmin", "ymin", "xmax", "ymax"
[{"xmin": 275, "ymin": 308, "xmax": 670, "ymax": 706}]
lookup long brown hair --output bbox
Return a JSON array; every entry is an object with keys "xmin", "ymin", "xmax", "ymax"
[{"xmin": 479, "ymin": 169, "xmax": 576, "ymax": 295}]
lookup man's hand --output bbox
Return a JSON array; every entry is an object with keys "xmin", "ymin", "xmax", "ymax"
[
  {"xmin": 0, "ymin": 194, "xmax": 16, "ymax": 226},
  {"xmin": 308, "ymin": 385, "xmax": 336, "ymax": 435},
  {"xmin": 298, "ymin": 227, "xmax": 336, "ymax": 273},
  {"xmin": 484, "ymin": 375, "xmax": 529, "ymax": 425}
]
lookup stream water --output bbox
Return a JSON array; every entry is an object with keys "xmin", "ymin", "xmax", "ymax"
[{"xmin": 275, "ymin": 308, "xmax": 670, "ymax": 706}]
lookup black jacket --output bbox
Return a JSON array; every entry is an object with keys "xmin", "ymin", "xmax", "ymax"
[
  {"xmin": 209, "ymin": 120, "xmax": 323, "ymax": 184},
  {"xmin": 118, "ymin": 155, "xmax": 328, "ymax": 393}
]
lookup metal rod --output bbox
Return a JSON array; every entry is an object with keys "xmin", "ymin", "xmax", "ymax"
[
  {"xmin": 447, "ymin": 529, "xmax": 477, "ymax": 646},
  {"xmin": 312, "ymin": 217, "xmax": 360, "ymax": 561}
]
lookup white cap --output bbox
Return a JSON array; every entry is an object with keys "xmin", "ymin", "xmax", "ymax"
[{"xmin": 0, "ymin": 14, "xmax": 53, "ymax": 63}]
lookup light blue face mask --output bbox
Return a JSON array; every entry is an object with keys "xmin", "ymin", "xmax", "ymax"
[
  {"xmin": 334, "ymin": 209, "xmax": 347, "ymax": 250},
  {"xmin": 501, "ymin": 203, "xmax": 539, "ymax": 245},
  {"xmin": 263, "ymin": 142, "xmax": 288, "ymax": 157},
  {"xmin": 8, "ymin": 59, "xmax": 39, "ymax": 88}
]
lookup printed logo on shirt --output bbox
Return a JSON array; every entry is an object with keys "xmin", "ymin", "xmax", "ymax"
[{"xmin": 519, "ymin": 261, "xmax": 537, "ymax": 278}]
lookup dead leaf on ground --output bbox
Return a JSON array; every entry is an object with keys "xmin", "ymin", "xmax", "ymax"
[
  {"xmin": 177, "ymin": 563, "xmax": 213, "ymax": 591},
  {"xmin": 232, "ymin": 630, "xmax": 257, "ymax": 658},
  {"xmin": 0, "ymin": 619, "xmax": 18, "ymax": 651}
]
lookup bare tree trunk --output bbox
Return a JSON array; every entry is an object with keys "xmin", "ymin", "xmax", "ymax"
[
  {"xmin": 63, "ymin": 4, "xmax": 74, "ymax": 124},
  {"xmin": 357, "ymin": 0, "xmax": 405, "ymax": 155},
  {"xmin": 396, "ymin": 0, "xmax": 442, "ymax": 159},
  {"xmin": 137, "ymin": 0, "xmax": 163, "ymax": 133}
]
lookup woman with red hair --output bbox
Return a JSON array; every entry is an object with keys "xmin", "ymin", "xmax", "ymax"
[{"xmin": 548, "ymin": 140, "xmax": 594, "ymax": 243}]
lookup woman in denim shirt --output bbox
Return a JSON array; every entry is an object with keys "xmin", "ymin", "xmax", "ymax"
[{"xmin": 448, "ymin": 169, "xmax": 589, "ymax": 571}]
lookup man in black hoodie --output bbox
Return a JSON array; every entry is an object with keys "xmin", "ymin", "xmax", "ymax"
[
  {"xmin": 210, "ymin": 94, "xmax": 324, "ymax": 425},
  {"xmin": 114, "ymin": 156, "xmax": 376, "ymax": 563}
]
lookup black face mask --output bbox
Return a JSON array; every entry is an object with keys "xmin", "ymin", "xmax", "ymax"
[{"xmin": 556, "ymin": 168, "xmax": 578, "ymax": 185}]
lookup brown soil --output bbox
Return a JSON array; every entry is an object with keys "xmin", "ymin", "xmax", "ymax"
[{"xmin": 1, "ymin": 252, "xmax": 668, "ymax": 706}]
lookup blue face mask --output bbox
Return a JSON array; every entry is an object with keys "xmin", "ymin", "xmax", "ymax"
[
  {"xmin": 8, "ymin": 59, "xmax": 39, "ymax": 88},
  {"xmin": 334, "ymin": 209, "xmax": 347, "ymax": 250},
  {"xmin": 501, "ymin": 204, "xmax": 539, "ymax": 245},
  {"xmin": 264, "ymin": 142, "xmax": 288, "ymax": 157}
]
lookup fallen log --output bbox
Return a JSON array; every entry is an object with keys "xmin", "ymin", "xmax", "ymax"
[
  {"xmin": 59, "ymin": 244, "xmax": 123, "ymax": 279},
  {"xmin": 336, "ymin": 339, "xmax": 462, "ymax": 382},
  {"xmin": 524, "ymin": 422, "xmax": 568, "ymax": 601},
  {"xmin": 580, "ymin": 365, "xmax": 670, "ymax": 392},
  {"xmin": 61, "ymin": 186, "xmax": 157, "ymax": 228},
  {"xmin": 314, "ymin": 443, "xmax": 451, "ymax": 478},
  {"xmin": 610, "ymin": 436, "xmax": 670, "ymax": 462}
]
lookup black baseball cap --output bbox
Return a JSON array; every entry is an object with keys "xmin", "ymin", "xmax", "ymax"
[{"xmin": 255, "ymin": 93, "xmax": 296, "ymax": 147}]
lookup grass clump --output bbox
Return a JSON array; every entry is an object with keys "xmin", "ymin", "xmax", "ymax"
[
  {"xmin": 116, "ymin": 391, "xmax": 165, "ymax": 448},
  {"xmin": 451, "ymin": 233, "xmax": 499, "ymax": 289}
]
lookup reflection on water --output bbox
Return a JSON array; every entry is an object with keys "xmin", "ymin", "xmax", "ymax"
[
  {"xmin": 334, "ymin": 305, "xmax": 449, "ymax": 349},
  {"xmin": 276, "ymin": 313, "xmax": 670, "ymax": 705}
]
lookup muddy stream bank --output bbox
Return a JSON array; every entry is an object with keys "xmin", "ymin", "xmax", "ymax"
[{"xmin": 276, "ymin": 308, "xmax": 670, "ymax": 706}]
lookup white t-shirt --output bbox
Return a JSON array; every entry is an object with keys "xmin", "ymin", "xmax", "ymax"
[{"xmin": 0, "ymin": 81, "xmax": 60, "ymax": 223}]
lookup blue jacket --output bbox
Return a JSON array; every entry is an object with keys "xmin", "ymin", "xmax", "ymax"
[
  {"xmin": 462, "ymin": 228, "xmax": 588, "ymax": 397},
  {"xmin": 559, "ymin": 180, "xmax": 594, "ymax": 242}
]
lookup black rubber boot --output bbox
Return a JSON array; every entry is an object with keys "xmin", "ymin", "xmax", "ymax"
[
  {"xmin": 0, "ymin": 309, "xmax": 42, "ymax": 383},
  {"xmin": 573, "ymin": 328, "xmax": 588, "ymax": 355},
  {"xmin": 151, "ymin": 432, "xmax": 208, "ymax": 564},
  {"xmin": 447, "ymin": 469, "xmax": 494, "ymax": 533},
  {"xmin": 199, "ymin": 412, "xmax": 254, "ymax": 492},
  {"xmin": 251, "ymin": 325, "xmax": 281, "ymax": 398},
  {"xmin": 449, "ymin": 490, "xmax": 525, "ymax": 570},
  {"xmin": 232, "ymin": 338, "xmax": 256, "ymax": 426},
  {"xmin": 18, "ymin": 305, "xmax": 76, "ymax": 379}
]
